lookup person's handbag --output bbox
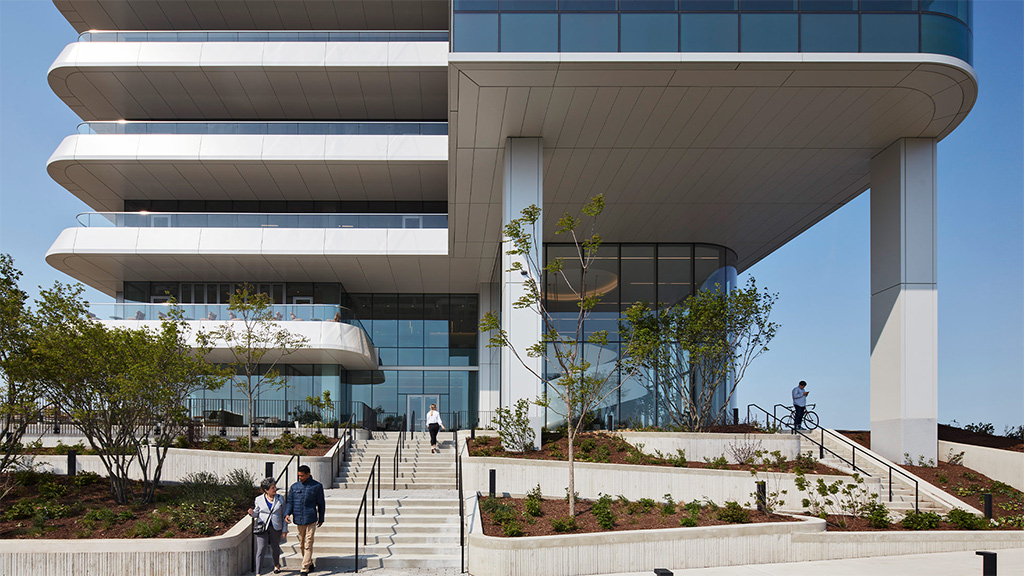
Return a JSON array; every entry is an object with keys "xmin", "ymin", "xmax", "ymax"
[{"xmin": 252, "ymin": 517, "xmax": 268, "ymax": 534}]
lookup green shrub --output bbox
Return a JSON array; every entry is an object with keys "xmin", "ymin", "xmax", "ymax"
[
  {"xmin": 180, "ymin": 470, "xmax": 223, "ymax": 504},
  {"xmin": 638, "ymin": 498, "xmax": 656, "ymax": 513},
  {"xmin": 565, "ymin": 488, "xmax": 579, "ymax": 504},
  {"xmin": 170, "ymin": 503, "xmax": 214, "ymax": 535},
  {"xmin": 224, "ymin": 468, "xmax": 257, "ymax": 506},
  {"xmin": 311, "ymin": 432, "xmax": 330, "ymax": 444},
  {"xmin": 592, "ymin": 493, "xmax": 615, "ymax": 530},
  {"xmin": 578, "ymin": 437, "xmax": 596, "ymax": 453},
  {"xmin": 13, "ymin": 468, "xmax": 47, "ymax": 487},
  {"xmin": 128, "ymin": 516, "xmax": 170, "ymax": 538},
  {"xmin": 945, "ymin": 507, "xmax": 989, "ymax": 530},
  {"xmin": 716, "ymin": 501, "xmax": 750, "ymax": 524},
  {"xmin": 680, "ymin": 502, "xmax": 701, "ymax": 527},
  {"xmin": 173, "ymin": 435, "xmax": 192, "ymax": 449},
  {"xmin": 491, "ymin": 507, "xmax": 518, "ymax": 526},
  {"xmin": 679, "ymin": 514, "xmax": 698, "ymax": 527},
  {"xmin": 666, "ymin": 449, "xmax": 688, "ymax": 468},
  {"xmin": 703, "ymin": 455, "xmax": 729, "ymax": 469},
  {"xmin": 793, "ymin": 452, "xmax": 818, "ymax": 473},
  {"xmin": 862, "ymin": 501, "xmax": 891, "ymax": 529},
  {"xmin": 661, "ymin": 494, "xmax": 677, "ymax": 515},
  {"xmin": 901, "ymin": 510, "xmax": 941, "ymax": 530},
  {"xmin": 83, "ymin": 507, "xmax": 117, "ymax": 529},
  {"xmin": 3, "ymin": 500, "xmax": 37, "ymax": 521},
  {"xmin": 38, "ymin": 480, "xmax": 69, "ymax": 500},
  {"xmin": 72, "ymin": 471, "xmax": 101, "ymax": 487},
  {"xmin": 205, "ymin": 436, "xmax": 232, "ymax": 451},
  {"xmin": 300, "ymin": 436, "xmax": 318, "ymax": 449},
  {"xmin": 524, "ymin": 498, "xmax": 542, "ymax": 517},
  {"xmin": 550, "ymin": 517, "xmax": 578, "ymax": 532},
  {"xmin": 502, "ymin": 520, "xmax": 524, "ymax": 537}
]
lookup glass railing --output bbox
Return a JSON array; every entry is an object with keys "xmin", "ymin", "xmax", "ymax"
[
  {"xmin": 90, "ymin": 303, "xmax": 368, "ymax": 332},
  {"xmin": 78, "ymin": 30, "xmax": 449, "ymax": 43},
  {"xmin": 76, "ymin": 212, "xmax": 448, "ymax": 229},
  {"xmin": 78, "ymin": 121, "xmax": 448, "ymax": 136}
]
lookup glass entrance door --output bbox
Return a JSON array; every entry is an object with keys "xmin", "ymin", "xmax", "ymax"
[{"xmin": 406, "ymin": 394, "xmax": 439, "ymax": 432}]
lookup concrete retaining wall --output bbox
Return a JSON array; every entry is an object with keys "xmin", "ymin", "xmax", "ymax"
[
  {"xmin": 614, "ymin": 431, "xmax": 801, "ymax": 463},
  {"xmin": 939, "ymin": 440, "xmax": 1024, "ymax": 492},
  {"xmin": 0, "ymin": 516, "xmax": 253, "ymax": 576}
]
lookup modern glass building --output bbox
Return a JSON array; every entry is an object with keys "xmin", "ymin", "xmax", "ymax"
[{"xmin": 44, "ymin": 0, "xmax": 976, "ymax": 462}]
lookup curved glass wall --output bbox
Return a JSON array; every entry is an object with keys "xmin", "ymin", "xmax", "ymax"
[
  {"xmin": 89, "ymin": 302, "xmax": 364, "ymax": 327},
  {"xmin": 79, "ymin": 30, "xmax": 449, "ymax": 42},
  {"xmin": 80, "ymin": 121, "xmax": 448, "ymax": 136},
  {"xmin": 542, "ymin": 242, "xmax": 738, "ymax": 429},
  {"xmin": 452, "ymin": 0, "xmax": 973, "ymax": 64},
  {"xmin": 77, "ymin": 212, "xmax": 448, "ymax": 230}
]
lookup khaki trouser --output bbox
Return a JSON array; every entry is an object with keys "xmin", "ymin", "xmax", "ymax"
[{"xmin": 295, "ymin": 522, "xmax": 317, "ymax": 571}]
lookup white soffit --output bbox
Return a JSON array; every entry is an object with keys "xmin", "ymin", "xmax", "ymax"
[
  {"xmin": 47, "ymin": 134, "xmax": 448, "ymax": 211},
  {"xmin": 54, "ymin": 0, "xmax": 450, "ymax": 32},
  {"xmin": 48, "ymin": 41, "xmax": 448, "ymax": 121},
  {"xmin": 448, "ymin": 53, "xmax": 978, "ymax": 273}
]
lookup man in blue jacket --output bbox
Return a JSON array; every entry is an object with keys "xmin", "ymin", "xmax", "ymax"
[{"xmin": 285, "ymin": 465, "xmax": 326, "ymax": 575}]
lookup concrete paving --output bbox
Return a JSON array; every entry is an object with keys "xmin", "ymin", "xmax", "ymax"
[{"xmin": 599, "ymin": 547, "xmax": 1024, "ymax": 576}]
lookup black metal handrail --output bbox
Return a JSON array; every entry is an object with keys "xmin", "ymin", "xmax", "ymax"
[
  {"xmin": 354, "ymin": 454, "xmax": 381, "ymax": 573},
  {"xmin": 456, "ymin": 431, "xmax": 465, "ymax": 573},
  {"xmin": 274, "ymin": 453, "xmax": 300, "ymax": 492},
  {"xmin": 393, "ymin": 428, "xmax": 406, "ymax": 490},
  {"xmin": 747, "ymin": 403, "xmax": 918, "ymax": 510}
]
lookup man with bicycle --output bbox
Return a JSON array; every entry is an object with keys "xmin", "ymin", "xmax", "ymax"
[{"xmin": 792, "ymin": 381, "xmax": 809, "ymax": 431}]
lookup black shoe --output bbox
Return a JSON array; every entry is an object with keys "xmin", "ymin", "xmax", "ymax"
[{"xmin": 309, "ymin": 564, "xmax": 316, "ymax": 572}]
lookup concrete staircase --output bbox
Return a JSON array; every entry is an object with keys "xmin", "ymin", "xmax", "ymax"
[
  {"xmin": 279, "ymin": 432, "xmax": 462, "ymax": 571},
  {"xmin": 799, "ymin": 430, "xmax": 950, "ymax": 514}
]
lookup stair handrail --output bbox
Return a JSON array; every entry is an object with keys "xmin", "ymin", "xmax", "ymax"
[
  {"xmin": 746, "ymin": 403, "xmax": 918, "ymax": 510},
  {"xmin": 354, "ymin": 453, "xmax": 381, "ymax": 573},
  {"xmin": 455, "ymin": 430, "xmax": 465, "ymax": 573},
  {"xmin": 274, "ymin": 453, "xmax": 300, "ymax": 496},
  {"xmin": 393, "ymin": 428, "xmax": 405, "ymax": 490}
]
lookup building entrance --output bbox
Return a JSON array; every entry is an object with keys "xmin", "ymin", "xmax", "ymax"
[{"xmin": 406, "ymin": 394, "xmax": 439, "ymax": 432}]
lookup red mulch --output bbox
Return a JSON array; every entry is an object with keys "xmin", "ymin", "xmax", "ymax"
[
  {"xmin": 839, "ymin": 426, "xmax": 1024, "ymax": 453},
  {"xmin": 24, "ymin": 435, "xmax": 337, "ymax": 457},
  {"xmin": 469, "ymin": 431, "xmax": 842, "ymax": 475},
  {"xmin": 0, "ymin": 473, "xmax": 250, "ymax": 540},
  {"xmin": 479, "ymin": 495, "xmax": 795, "ymax": 537}
]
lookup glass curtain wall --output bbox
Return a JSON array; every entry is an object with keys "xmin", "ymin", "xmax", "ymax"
[{"xmin": 542, "ymin": 243, "xmax": 737, "ymax": 429}]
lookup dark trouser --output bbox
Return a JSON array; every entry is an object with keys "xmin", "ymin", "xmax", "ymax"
[
  {"xmin": 254, "ymin": 528, "xmax": 283, "ymax": 575},
  {"xmin": 794, "ymin": 405, "xmax": 806, "ymax": 430},
  {"xmin": 428, "ymin": 423, "xmax": 440, "ymax": 446}
]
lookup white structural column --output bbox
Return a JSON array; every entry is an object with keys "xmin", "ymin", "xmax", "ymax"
[
  {"xmin": 501, "ymin": 138, "xmax": 545, "ymax": 447},
  {"xmin": 870, "ymin": 138, "xmax": 939, "ymax": 463}
]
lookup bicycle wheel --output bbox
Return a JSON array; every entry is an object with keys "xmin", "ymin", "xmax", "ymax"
[
  {"xmin": 780, "ymin": 414, "xmax": 794, "ymax": 430},
  {"xmin": 803, "ymin": 411, "xmax": 819, "ymax": 430}
]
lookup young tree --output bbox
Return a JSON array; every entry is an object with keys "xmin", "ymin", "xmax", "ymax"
[
  {"xmin": 480, "ymin": 195, "xmax": 642, "ymax": 516},
  {"xmin": 0, "ymin": 255, "xmax": 41, "ymax": 478},
  {"xmin": 620, "ymin": 277, "xmax": 779, "ymax": 431},
  {"xmin": 209, "ymin": 284, "xmax": 309, "ymax": 443}
]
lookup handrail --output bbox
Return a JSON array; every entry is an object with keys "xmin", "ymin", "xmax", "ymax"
[
  {"xmin": 354, "ymin": 454, "xmax": 381, "ymax": 573},
  {"xmin": 746, "ymin": 403, "xmax": 918, "ymax": 511},
  {"xmin": 456, "ymin": 431, "xmax": 465, "ymax": 573},
  {"xmin": 393, "ymin": 428, "xmax": 406, "ymax": 490},
  {"xmin": 274, "ymin": 454, "xmax": 300, "ymax": 493}
]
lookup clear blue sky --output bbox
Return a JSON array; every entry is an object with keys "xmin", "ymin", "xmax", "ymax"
[{"xmin": 1, "ymin": 0, "xmax": 1021, "ymax": 432}]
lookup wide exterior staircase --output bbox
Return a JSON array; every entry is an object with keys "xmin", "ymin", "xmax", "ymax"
[
  {"xmin": 799, "ymin": 429, "xmax": 968, "ymax": 515},
  {"xmin": 282, "ymin": 432, "xmax": 462, "ymax": 571}
]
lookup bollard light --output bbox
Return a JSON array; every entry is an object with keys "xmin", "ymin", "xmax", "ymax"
[
  {"xmin": 67, "ymin": 450, "xmax": 77, "ymax": 477},
  {"xmin": 983, "ymin": 494, "xmax": 993, "ymax": 519},
  {"xmin": 489, "ymin": 469, "xmax": 496, "ymax": 498},
  {"xmin": 266, "ymin": 462, "xmax": 274, "ymax": 479},
  {"xmin": 756, "ymin": 481, "xmax": 766, "ymax": 513},
  {"xmin": 976, "ymin": 551, "xmax": 996, "ymax": 576},
  {"xmin": 654, "ymin": 570, "xmax": 674, "ymax": 576}
]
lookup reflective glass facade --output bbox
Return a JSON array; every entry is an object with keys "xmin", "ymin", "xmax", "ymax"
[
  {"xmin": 542, "ymin": 243, "xmax": 738, "ymax": 428},
  {"xmin": 452, "ymin": 0, "xmax": 973, "ymax": 64}
]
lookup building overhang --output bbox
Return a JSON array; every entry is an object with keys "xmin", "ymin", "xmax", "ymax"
[
  {"xmin": 47, "ymin": 133, "xmax": 448, "ymax": 211},
  {"xmin": 448, "ymin": 52, "xmax": 977, "ymax": 273},
  {"xmin": 48, "ymin": 40, "xmax": 448, "ymax": 120},
  {"xmin": 54, "ymin": 0, "xmax": 450, "ymax": 32}
]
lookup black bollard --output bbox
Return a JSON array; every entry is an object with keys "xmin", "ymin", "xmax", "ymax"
[
  {"xmin": 488, "ymin": 469, "xmax": 496, "ymax": 498},
  {"xmin": 266, "ymin": 462, "xmax": 274, "ymax": 479},
  {"xmin": 607, "ymin": 413, "xmax": 613, "ymax": 431},
  {"xmin": 733, "ymin": 408, "xmax": 739, "ymax": 426},
  {"xmin": 976, "ymin": 551, "xmax": 996, "ymax": 576},
  {"xmin": 67, "ymin": 450, "xmax": 77, "ymax": 477},
  {"xmin": 755, "ymin": 480, "xmax": 766, "ymax": 513},
  {"xmin": 471, "ymin": 427, "xmax": 475, "ymax": 440},
  {"xmin": 983, "ymin": 494, "xmax": 993, "ymax": 519}
]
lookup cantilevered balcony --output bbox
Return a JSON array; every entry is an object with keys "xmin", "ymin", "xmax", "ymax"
[
  {"xmin": 47, "ymin": 122, "xmax": 448, "ymax": 212},
  {"xmin": 91, "ymin": 303, "xmax": 378, "ymax": 369},
  {"xmin": 47, "ymin": 32, "xmax": 448, "ymax": 120}
]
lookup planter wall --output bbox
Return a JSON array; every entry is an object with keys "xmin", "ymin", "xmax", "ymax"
[
  {"xmin": 614, "ymin": 431, "xmax": 801, "ymax": 463},
  {"xmin": 939, "ymin": 440, "xmax": 1024, "ymax": 492},
  {"xmin": 0, "ymin": 516, "xmax": 253, "ymax": 576}
]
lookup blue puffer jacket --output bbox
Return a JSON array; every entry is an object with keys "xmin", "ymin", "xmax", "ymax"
[{"xmin": 284, "ymin": 478, "xmax": 325, "ymax": 526}]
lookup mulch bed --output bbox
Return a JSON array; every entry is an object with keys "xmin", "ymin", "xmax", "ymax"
[
  {"xmin": 479, "ymin": 495, "xmax": 795, "ymax": 537},
  {"xmin": 469, "ymin": 432, "xmax": 842, "ymax": 475},
  {"xmin": 902, "ymin": 461, "xmax": 1024, "ymax": 522},
  {"xmin": 839, "ymin": 425, "xmax": 1024, "ymax": 453},
  {"xmin": 0, "ymin": 472, "xmax": 250, "ymax": 540},
  {"xmin": 23, "ymin": 433, "xmax": 337, "ymax": 457}
]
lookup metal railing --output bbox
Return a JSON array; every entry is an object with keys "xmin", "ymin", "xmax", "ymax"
[
  {"xmin": 354, "ymin": 454, "xmax": 381, "ymax": 573},
  {"xmin": 79, "ymin": 120, "xmax": 447, "ymax": 135},
  {"xmin": 746, "ymin": 403, "xmax": 918, "ymax": 510},
  {"xmin": 455, "ymin": 430, "xmax": 465, "ymax": 573},
  {"xmin": 76, "ymin": 211, "xmax": 447, "ymax": 230},
  {"xmin": 79, "ymin": 30, "xmax": 449, "ymax": 43},
  {"xmin": 393, "ymin": 428, "xmax": 406, "ymax": 490}
]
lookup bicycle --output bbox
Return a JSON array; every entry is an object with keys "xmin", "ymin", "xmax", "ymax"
[{"xmin": 780, "ymin": 403, "xmax": 819, "ymax": 431}]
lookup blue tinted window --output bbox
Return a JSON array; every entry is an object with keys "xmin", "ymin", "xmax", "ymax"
[
  {"xmin": 799, "ymin": 0, "xmax": 856, "ymax": 10},
  {"xmin": 741, "ymin": 0, "xmax": 797, "ymax": 11},
  {"xmin": 501, "ymin": 13, "xmax": 559, "ymax": 51},
  {"xmin": 561, "ymin": 13, "xmax": 619, "ymax": 51},
  {"xmin": 453, "ymin": 0, "xmax": 498, "ymax": 9},
  {"xmin": 861, "ymin": 14, "xmax": 919, "ymax": 53},
  {"xmin": 921, "ymin": 0, "xmax": 969, "ymax": 23},
  {"xmin": 680, "ymin": 0, "xmax": 737, "ymax": 10},
  {"xmin": 861, "ymin": 0, "xmax": 917, "ymax": 11},
  {"xmin": 921, "ymin": 13, "xmax": 971, "ymax": 63},
  {"xmin": 560, "ymin": 0, "xmax": 618, "ymax": 9},
  {"xmin": 621, "ymin": 13, "xmax": 679, "ymax": 51},
  {"xmin": 503, "ymin": 0, "xmax": 558, "ymax": 10},
  {"xmin": 454, "ymin": 13, "xmax": 500, "ymax": 51},
  {"xmin": 741, "ymin": 14, "xmax": 798, "ymax": 52},
  {"xmin": 681, "ymin": 13, "xmax": 738, "ymax": 51},
  {"xmin": 801, "ymin": 14, "xmax": 858, "ymax": 52},
  {"xmin": 621, "ymin": 0, "xmax": 678, "ymax": 10}
]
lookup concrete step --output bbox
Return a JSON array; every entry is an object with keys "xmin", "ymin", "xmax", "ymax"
[
  {"xmin": 303, "ymin": 553, "xmax": 462, "ymax": 570},
  {"xmin": 334, "ymin": 482, "xmax": 456, "ymax": 490}
]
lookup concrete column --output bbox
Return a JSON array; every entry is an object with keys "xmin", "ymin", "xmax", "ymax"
[
  {"xmin": 476, "ymin": 281, "xmax": 501, "ymax": 422},
  {"xmin": 870, "ymin": 138, "xmax": 938, "ymax": 464},
  {"xmin": 501, "ymin": 138, "xmax": 545, "ymax": 448}
]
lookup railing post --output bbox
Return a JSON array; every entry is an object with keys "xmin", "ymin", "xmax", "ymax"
[
  {"xmin": 889, "ymin": 467, "xmax": 893, "ymax": 501},
  {"xmin": 819, "ymin": 428, "xmax": 824, "ymax": 459}
]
